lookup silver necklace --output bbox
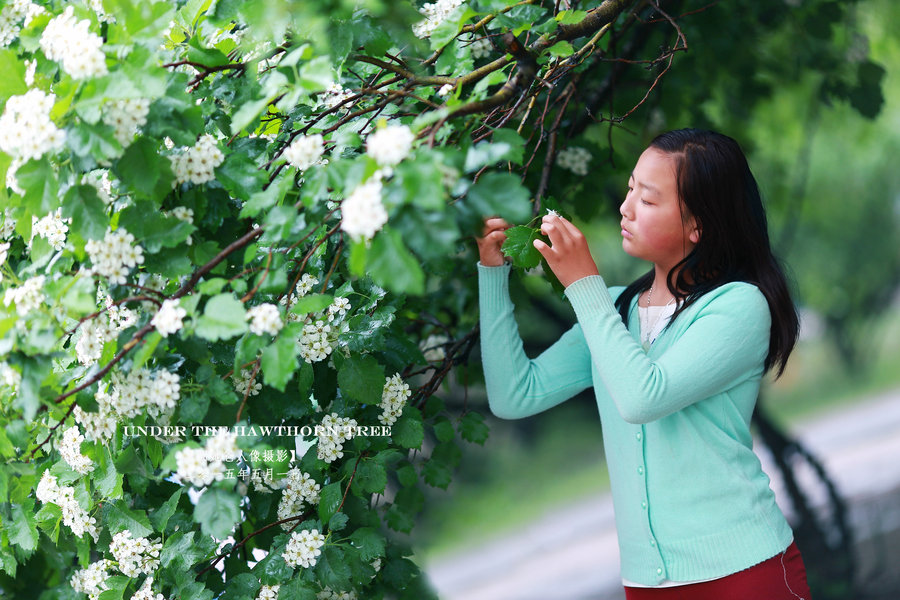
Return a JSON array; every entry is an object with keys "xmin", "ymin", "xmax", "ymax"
[{"xmin": 640, "ymin": 285, "xmax": 676, "ymax": 351}]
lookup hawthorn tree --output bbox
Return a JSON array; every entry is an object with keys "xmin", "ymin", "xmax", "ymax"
[{"xmin": 0, "ymin": 0, "xmax": 883, "ymax": 599}]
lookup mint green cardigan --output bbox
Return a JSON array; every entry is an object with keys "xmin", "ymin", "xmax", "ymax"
[{"xmin": 477, "ymin": 263, "xmax": 793, "ymax": 585}]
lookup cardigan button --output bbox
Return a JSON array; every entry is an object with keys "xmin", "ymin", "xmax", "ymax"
[
  {"xmin": 657, "ymin": 567, "xmax": 663, "ymax": 576},
  {"xmin": 650, "ymin": 538, "xmax": 656, "ymax": 546},
  {"xmin": 637, "ymin": 466, "xmax": 644, "ymax": 475},
  {"xmin": 641, "ymin": 501, "xmax": 647, "ymax": 510},
  {"xmin": 636, "ymin": 432, "xmax": 642, "ymax": 441}
]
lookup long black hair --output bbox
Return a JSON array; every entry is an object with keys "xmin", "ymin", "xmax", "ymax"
[{"xmin": 614, "ymin": 128, "xmax": 799, "ymax": 377}]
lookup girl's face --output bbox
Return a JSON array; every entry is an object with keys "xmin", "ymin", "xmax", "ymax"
[{"xmin": 619, "ymin": 147, "xmax": 699, "ymax": 271}]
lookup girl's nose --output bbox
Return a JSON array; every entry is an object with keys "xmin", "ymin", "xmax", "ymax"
[{"xmin": 619, "ymin": 195, "xmax": 632, "ymax": 219}]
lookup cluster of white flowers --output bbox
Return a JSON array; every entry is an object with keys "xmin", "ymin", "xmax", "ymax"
[
  {"xmin": 105, "ymin": 367, "xmax": 181, "ymax": 420},
  {"xmin": 276, "ymin": 468, "xmax": 321, "ymax": 528},
  {"xmin": 1, "ymin": 208, "xmax": 16, "ymax": 239},
  {"xmin": 556, "ymin": 146, "xmax": 592, "ymax": 177},
  {"xmin": 110, "ymin": 530, "xmax": 162, "ymax": 577},
  {"xmin": 320, "ymin": 82, "xmax": 354, "ymax": 109},
  {"xmin": 31, "ymin": 209, "xmax": 70, "ymax": 251},
  {"xmin": 299, "ymin": 320, "xmax": 333, "ymax": 363},
  {"xmin": 36, "ymin": 471, "xmax": 100, "ymax": 541},
  {"xmin": 283, "ymin": 134, "xmax": 325, "ymax": 171},
  {"xmin": 88, "ymin": 0, "xmax": 115, "ymax": 24},
  {"xmin": 151, "ymin": 299, "xmax": 187, "ymax": 338},
  {"xmin": 317, "ymin": 412, "xmax": 357, "ymax": 463},
  {"xmin": 250, "ymin": 469, "xmax": 277, "ymax": 493},
  {"xmin": 257, "ymin": 585, "xmax": 280, "ymax": 600},
  {"xmin": 0, "ymin": 362, "xmax": 21, "ymax": 391},
  {"xmin": 24, "ymin": 57, "xmax": 36, "ymax": 85},
  {"xmin": 412, "ymin": 0, "xmax": 465, "ymax": 38},
  {"xmin": 3, "ymin": 275, "xmax": 45, "ymax": 316},
  {"xmin": 378, "ymin": 374, "xmax": 411, "ymax": 426},
  {"xmin": 40, "ymin": 6, "xmax": 108, "ymax": 80},
  {"xmin": 326, "ymin": 297, "xmax": 350, "ymax": 322},
  {"xmin": 317, "ymin": 589, "xmax": 358, "ymax": 600},
  {"xmin": 420, "ymin": 333, "xmax": 449, "ymax": 362},
  {"xmin": 437, "ymin": 83, "xmax": 454, "ymax": 97},
  {"xmin": 0, "ymin": 241, "xmax": 8, "ymax": 267},
  {"xmin": 233, "ymin": 368, "xmax": 262, "ymax": 397},
  {"xmin": 339, "ymin": 179, "xmax": 388, "ymax": 242},
  {"xmin": 70, "ymin": 559, "xmax": 112, "ymax": 600},
  {"xmin": 82, "ymin": 169, "xmax": 115, "ymax": 204},
  {"xmin": 366, "ymin": 124, "xmax": 414, "ymax": 167},
  {"xmin": 175, "ymin": 430, "xmax": 241, "ymax": 487},
  {"xmin": 280, "ymin": 273, "xmax": 319, "ymax": 323},
  {"xmin": 75, "ymin": 315, "xmax": 117, "ymax": 366},
  {"xmin": 282, "ymin": 529, "xmax": 326, "ymax": 569},
  {"xmin": 85, "ymin": 227, "xmax": 145, "ymax": 285},
  {"xmin": 469, "ymin": 36, "xmax": 492, "ymax": 59},
  {"xmin": 0, "ymin": 0, "xmax": 43, "ymax": 47},
  {"xmin": 73, "ymin": 404, "xmax": 117, "ymax": 444},
  {"xmin": 0, "ymin": 89, "xmax": 65, "ymax": 161},
  {"xmin": 59, "ymin": 426, "xmax": 95, "ymax": 474},
  {"xmin": 170, "ymin": 134, "xmax": 225, "ymax": 185},
  {"xmin": 164, "ymin": 205, "xmax": 194, "ymax": 245},
  {"xmin": 102, "ymin": 98, "xmax": 151, "ymax": 147},
  {"xmin": 132, "ymin": 577, "xmax": 166, "ymax": 600},
  {"xmin": 247, "ymin": 303, "xmax": 283, "ymax": 336}
]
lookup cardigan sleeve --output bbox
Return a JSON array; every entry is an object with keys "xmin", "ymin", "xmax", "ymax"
[
  {"xmin": 563, "ymin": 275, "xmax": 770, "ymax": 424},
  {"xmin": 477, "ymin": 262, "xmax": 594, "ymax": 420}
]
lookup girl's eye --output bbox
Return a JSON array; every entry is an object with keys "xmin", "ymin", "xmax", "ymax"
[{"xmin": 641, "ymin": 199, "xmax": 652, "ymax": 206}]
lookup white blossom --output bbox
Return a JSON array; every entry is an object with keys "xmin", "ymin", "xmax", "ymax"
[
  {"xmin": 298, "ymin": 320, "xmax": 333, "ymax": 363},
  {"xmin": 0, "ymin": 0, "xmax": 44, "ymax": 47},
  {"xmin": 1, "ymin": 208, "xmax": 16, "ymax": 239},
  {"xmin": 469, "ymin": 36, "xmax": 492, "ymax": 59},
  {"xmin": 36, "ymin": 470, "xmax": 60, "ymax": 504},
  {"xmin": 420, "ymin": 334, "xmax": 449, "ymax": 362},
  {"xmin": 170, "ymin": 134, "xmax": 225, "ymax": 185},
  {"xmin": 378, "ymin": 374, "xmax": 411, "ymax": 426},
  {"xmin": 257, "ymin": 585, "xmax": 280, "ymax": 600},
  {"xmin": 59, "ymin": 426, "xmax": 95, "ymax": 474},
  {"xmin": 437, "ymin": 83, "xmax": 454, "ymax": 97},
  {"xmin": 70, "ymin": 559, "xmax": 113, "ymax": 600},
  {"xmin": 283, "ymin": 134, "xmax": 325, "ymax": 171},
  {"xmin": 3, "ymin": 275, "xmax": 46, "ymax": 316},
  {"xmin": 233, "ymin": 368, "xmax": 262, "ymax": 397},
  {"xmin": 31, "ymin": 208, "xmax": 70, "ymax": 251},
  {"xmin": 57, "ymin": 485, "xmax": 100, "ymax": 540},
  {"xmin": 316, "ymin": 412, "xmax": 356, "ymax": 463},
  {"xmin": 320, "ymin": 82, "xmax": 353, "ymax": 109},
  {"xmin": 246, "ymin": 303, "xmax": 283, "ymax": 336},
  {"xmin": 366, "ymin": 124, "xmax": 414, "ymax": 166},
  {"xmin": 317, "ymin": 589, "xmax": 358, "ymax": 600},
  {"xmin": 82, "ymin": 169, "xmax": 115, "ymax": 204},
  {"xmin": 75, "ymin": 317, "xmax": 115, "ymax": 366},
  {"xmin": 340, "ymin": 179, "xmax": 388, "ymax": 241},
  {"xmin": 412, "ymin": 0, "xmax": 465, "ymax": 39},
  {"xmin": 151, "ymin": 299, "xmax": 187, "ymax": 337},
  {"xmin": 73, "ymin": 405, "xmax": 117, "ymax": 444},
  {"xmin": 276, "ymin": 468, "xmax": 321, "ymax": 528},
  {"xmin": 0, "ymin": 241, "xmax": 9, "ymax": 266},
  {"xmin": 40, "ymin": 6, "xmax": 108, "ymax": 80},
  {"xmin": 102, "ymin": 98, "xmax": 151, "ymax": 147},
  {"xmin": 132, "ymin": 577, "xmax": 167, "ymax": 600},
  {"xmin": 282, "ymin": 529, "xmax": 326, "ymax": 569},
  {"xmin": 0, "ymin": 361, "xmax": 21, "ymax": 392},
  {"xmin": 175, "ymin": 430, "xmax": 240, "ymax": 488},
  {"xmin": 24, "ymin": 57, "xmax": 36, "ymax": 86},
  {"xmin": 326, "ymin": 297, "xmax": 350, "ymax": 322},
  {"xmin": 556, "ymin": 146, "xmax": 592, "ymax": 176},
  {"xmin": 110, "ymin": 530, "xmax": 162, "ymax": 577},
  {"xmin": 85, "ymin": 227, "xmax": 144, "ymax": 285},
  {"xmin": 0, "ymin": 89, "xmax": 65, "ymax": 161}
]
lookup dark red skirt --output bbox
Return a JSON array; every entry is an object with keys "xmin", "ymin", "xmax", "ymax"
[{"xmin": 624, "ymin": 541, "xmax": 811, "ymax": 600}]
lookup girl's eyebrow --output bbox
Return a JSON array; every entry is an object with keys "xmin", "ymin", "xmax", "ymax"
[{"xmin": 629, "ymin": 172, "xmax": 660, "ymax": 195}]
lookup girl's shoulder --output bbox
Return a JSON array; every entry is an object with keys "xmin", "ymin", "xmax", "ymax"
[{"xmin": 689, "ymin": 280, "xmax": 769, "ymax": 318}]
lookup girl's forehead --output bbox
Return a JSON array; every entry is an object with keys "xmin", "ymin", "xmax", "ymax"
[{"xmin": 632, "ymin": 147, "xmax": 677, "ymax": 186}]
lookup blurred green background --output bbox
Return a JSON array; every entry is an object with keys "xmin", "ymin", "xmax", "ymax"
[{"xmin": 405, "ymin": 0, "xmax": 900, "ymax": 598}]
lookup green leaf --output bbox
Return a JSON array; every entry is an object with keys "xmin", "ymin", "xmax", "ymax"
[
  {"xmin": 337, "ymin": 354, "xmax": 384, "ymax": 405},
  {"xmin": 102, "ymin": 500, "xmax": 153, "ymax": 537},
  {"xmin": 501, "ymin": 225, "xmax": 544, "ymax": 269},
  {"xmin": 318, "ymin": 482, "xmax": 342, "ymax": 524},
  {"xmin": 150, "ymin": 488, "xmax": 183, "ymax": 532},
  {"xmin": 317, "ymin": 546, "xmax": 351, "ymax": 589},
  {"xmin": 10, "ymin": 502, "xmax": 39, "ymax": 555},
  {"xmin": 395, "ymin": 463, "xmax": 418, "ymax": 487},
  {"xmin": 114, "ymin": 137, "xmax": 174, "ymax": 202},
  {"xmin": 239, "ymin": 174, "xmax": 292, "ymax": 218},
  {"xmin": 459, "ymin": 411, "xmax": 489, "ymax": 444},
  {"xmin": 367, "ymin": 228, "xmax": 425, "ymax": 295},
  {"xmin": 260, "ymin": 326, "xmax": 300, "ymax": 392},
  {"xmin": 349, "ymin": 527, "xmax": 386, "ymax": 561},
  {"xmin": 218, "ymin": 151, "xmax": 267, "ymax": 201},
  {"xmin": 465, "ymin": 172, "xmax": 532, "ymax": 224},
  {"xmin": 353, "ymin": 458, "xmax": 387, "ymax": 494},
  {"xmin": 278, "ymin": 578, "xmax": 317, "ymax": 600},
  {"xmin": 61, "ymin": 185, "xmax": 109, "ymax": 242},
  {"xmin": 556, "ymin": 9, "xmax": 588, "ymax": 24},
  {"xmin": 194, "ymin": 488, "xmax": 241, "ymax": 539},
  {"xmin": 547, "ymin": 40, "xmax": 575, "ymax": 58},
  {"xmin": 161, "ymin": 530, "xmax": 211, "ymax": 569},
  {"xmin": 328, "ymin": 511, "xmax": 349, "ymax": 532},
  {"xmin": 195, "ymin": 294, "xmax": 248, "ymax": 341},
  {"xmin": 0, "ymin": 49, "xmax": 27, "ymax": 100},
  {"xmin": 433, "ymin": 418, "xmax": 455, "ymax": 443},
  {"xmin": 289, "ymin": 293, "xmax": 333, "ymax": 316},
  {"xmin": 464, "ymin": 129, "xmax": 525, "ymax": 171},
  {"xmin": 132, "ymin": 330, "xmax": 163, "ymax": 370},
  {"xmin": 392, "ymin": 408, "xmax": 424, "ymax": 449},
  {"xmin": 16, "ymin": 158, "xmax": 59, "ymax": 215}
]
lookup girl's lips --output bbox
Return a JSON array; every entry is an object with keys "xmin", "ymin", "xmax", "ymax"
[{"xmin": 620, "ymin": 226, "xmax": 633, "ymax": 239}]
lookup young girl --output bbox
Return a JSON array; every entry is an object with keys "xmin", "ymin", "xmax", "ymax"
[{"xmin": 475, "ymin": 129, "xmax": 812, "ymax": 599}]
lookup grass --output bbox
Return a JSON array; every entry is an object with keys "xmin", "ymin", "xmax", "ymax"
[{"xmin": 412, "ymin": 307, "xmax": 900, "ymax": 565}]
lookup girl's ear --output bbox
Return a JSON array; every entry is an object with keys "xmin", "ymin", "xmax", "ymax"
[{"xmin": 688, "ymin": 218, "xmax": 700, "ymax": 244}]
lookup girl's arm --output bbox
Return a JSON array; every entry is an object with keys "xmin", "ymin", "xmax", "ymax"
[
  {"xmin": 478, "ymin": 263, "xmax": 594, "ymax": 419},
  {"xmin": 564, "ymin": 275, "xmax": 770, "ymax": 424}
]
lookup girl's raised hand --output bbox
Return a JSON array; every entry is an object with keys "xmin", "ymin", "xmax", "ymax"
[
  {"xmin": 476, "ymin": 217, "xmax": 512, "ymax": 266},
  {"xmin": 533, "ymin": 213, "xmax": 599, "ymax": 288}
]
